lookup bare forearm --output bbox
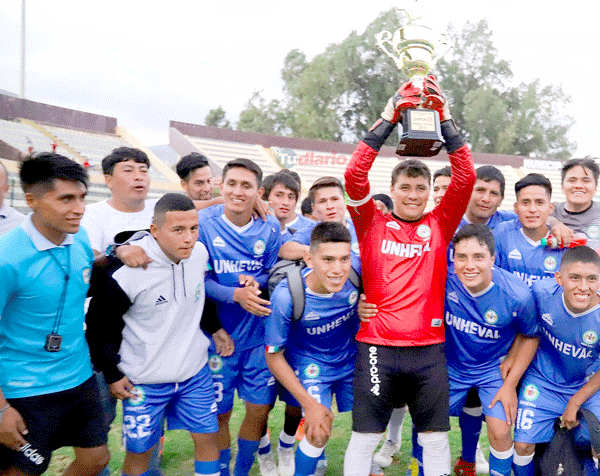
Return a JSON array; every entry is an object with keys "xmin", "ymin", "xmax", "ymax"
[{"xmin": 279, "ymin": 242, "xmax": 309, "ymax": 260}]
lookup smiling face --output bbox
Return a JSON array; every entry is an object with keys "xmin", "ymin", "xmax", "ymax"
[
  {"xmin": 556, "ymin": 261, "xmax": 600, "ymax": 314},
  {"xmin": 466, "ymin": 179, "xmax": 503, "ymax": 223},
  {"xmin": 150, "ymin": 209, "xmax": 199, "ymax": 263},
  {"xmin": 181, "ymin": 165, "xmax": 213, "ymax": 201},
  {"xmin": 562, "ymin": 165, "xmax": 597, "ymax": 211},
  {"xmin": 304, "ymin": 241, "xmax": 352, "ymax": 294},
  {"xmin": 390, "ymin": 174, "xmax": 430, "ymax": 221},
  {"xmin": 453, "ymin": 237, "xmax": 495, "ymax": 294},
  {"xmin": 514, "ymin": 185, "xmax": 554, "ymax": 234},
  {"xmin": 220, "ymin": 166, "xmax": 261, "ymax": 222}
]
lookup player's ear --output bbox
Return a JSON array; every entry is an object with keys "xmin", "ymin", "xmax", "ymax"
[
  {"xmin": 304, "ymin": 249, "xmax": 314, "ymax": 269},
  {"xmin": 513, "ymin": 201, "xmax": 518, "ymax": 214},
  {"xmin": 555, "ymin": 271, "xmax": 563, "ymax": 286},
  {"xmin": 548, "ymin": 201, "xmax": 554, "ymax": 214},
  {"xmin": 150, "ymin": 222, "xmax": 159, "ymax": 240}
]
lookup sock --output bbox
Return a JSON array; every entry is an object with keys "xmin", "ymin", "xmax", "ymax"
[
  {"xmin": 234, "ymin": 438, "xmax": 260, "ymax": 476},
  {"xmin": 489, "ymin": 445, "xmax": 513, "ymax": 476},
  {"xmin": 283, "ymin": 410, "xmax": 302, "ymax": 437},
  {"xmin": 295, "ymin": 438, "xmax": 324, "ymax": 476},
  {"xmin": 512, "ymin": 452, "xmax": 534, "ymax": 476},
  {"xmin": 343, "ymin": 432, "xmax": 384, "ymax": 476},
  {"xmin": 219, "ymin": 448, "xmax": 231, "ymax": 476},
  {"xmin": 387, "ymin": 406, "xmax": 408, "ymax": 446},
  {"xmin": 195, "ymin": 460, "xmax": 221, "ymax": 476},
  {"xmin": 258, "ymin": 430, "xmax": 271, "ymax": 455},
  {"xmin": 458, "ymin": 408, "xmax": 483, "ymax": 462},
  {"xmin": 122, "ymin": 471, "xmax": 161, "ymax": 476},
  {"xmin": 411, "ymin": 425, "xmax": 423, "ymax": 467},
  {"xmin": 279, "ymin": 429, "xmax": 296, "ymax": 449},
  {"xmin": 417, "ymin": 432, "xmax": 450, "ymax": 476}
]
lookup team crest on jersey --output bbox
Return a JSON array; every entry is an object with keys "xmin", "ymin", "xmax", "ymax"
[
  {"xmin": 523, "ymin": 384, "xmax": 540, "ymax": 402},
  {"xmin": 588, "ymin": 225, "xmax": 600, "ymax": 240},
  {"xmin": 349, "ymin": 290, "xmax": 359, "ymax": 305},
  {"xmin": 129, "ymin": 386, "xmax": 145, "ymax": 406},
  {"xmin": 544, "ymin": 256, "xmax": 557, "ymax": 271},
  {"xmin": 541, "ymin": 313, "xmax": 553, "ymax": 326},
  {"xmin": 416, "ymin": 224, "xmax": 431, "ymax": 239},
  {"xmin": 212, "ymin": 236, "xmax": 226, "ymax": 248},
  {"xmin": 583, "ymin": 330, "xmax": 598, "ymax": 346},
  {"xmin": 484, "ymin": 309, "xmax": 498, "ymax": 325},
  {"xmin": 431, "ymin": 318, "xmax": 442, "ymax": 327},
  {"xmin": 253, "ymin": 239, "xmax": 266, "ymax": 256},
  {"xmin": 508, "ymin": 249, "xmax": 522, "ymax": 260},
  {"xmin": 195, "ymin": 283, "xmax": 203, "ymax": 302},
  {"xmin": 304, "ymin": 363, "xmax": 320, "ymax": 379},
  {"xmin": 209, "ymin": 355, "xmax": 223, "ymax": 373},
  {"xmin": 352, "ymin": 242, "xmax": 360, "ymax": 255},
  {"xmin": 82, "ymin": 267, "xmax": 91, "ymax": 284}
]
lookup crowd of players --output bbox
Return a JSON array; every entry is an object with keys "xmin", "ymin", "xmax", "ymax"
[{"xmin": 1, "ymin": 77, "xmax": 600, "ymax": 476}]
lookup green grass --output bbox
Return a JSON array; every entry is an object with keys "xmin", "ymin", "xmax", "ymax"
[{"xmin": 44, "ymin": 399, "xmax": 488, "ymax": 475}]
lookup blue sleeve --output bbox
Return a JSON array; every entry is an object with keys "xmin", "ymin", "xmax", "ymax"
[
  {"xmin": 493, "ymin": 228, "xmax": 507, "ymax": 270},
  {"xmin": 205, "ymin": 272, "xmax": 236, "ymax": 304},
  {"xmin": 265, "ymin": 284, "xmax": 293, "ymax": 350},
  {"xmin": 516, "ymin": 288, "xmax": 539, "ymax": 337},
  {"xmin": 290, "ymin": 225, "xmax": 312, "ymax": 245}
]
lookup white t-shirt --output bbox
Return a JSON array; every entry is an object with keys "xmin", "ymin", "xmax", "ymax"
[
  {"xmin": 81, "ymin": 199, "xmax": 158, "ymax": 253},
  {"xmin": 0, "ymin": 203, "xmax": 25, "ymax": 236}
]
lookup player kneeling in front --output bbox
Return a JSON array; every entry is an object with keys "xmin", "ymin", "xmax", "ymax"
[
  {"xmin": 265, "ymin": 222, "xmax": 360, "ymax": 476},
  {"xmin": 86, "ymin": 193, "xmax": 233, "ymax": 476}
]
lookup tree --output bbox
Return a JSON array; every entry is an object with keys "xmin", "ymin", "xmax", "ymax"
[
  {"xmin": 236, "ymin": 91, "xmax": 289, "ymax": 136},
  {"xmin": 205, "ymin": 106, "xmax": 231, "ymax": 129}
]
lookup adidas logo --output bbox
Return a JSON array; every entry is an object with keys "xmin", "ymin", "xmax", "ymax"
[
  {"xmin": 386, "ymin": 221, "xmax": 401, "ymax": 230},
  {"xmin": 304, "ymin": 311, "xmax": 321, "ymax": 321},
  {"xmin": 508, "ymin": 249, "xmax": 522, "ymax": 260},
  {"xmin": 155, "ymin": 295, "xmax": 168, "ymax": 306},
  {"xmin": 448, "ymin": 291, "xmax": 459, "ymax": 303},
  {"xmin": 213, "ymin": 236, "xmax": 226, "ymax": 247}
]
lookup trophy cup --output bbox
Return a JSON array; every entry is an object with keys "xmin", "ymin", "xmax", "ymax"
[{"xmin": 376, "ymin": 9, "xmax": 449, "ymax": 157}]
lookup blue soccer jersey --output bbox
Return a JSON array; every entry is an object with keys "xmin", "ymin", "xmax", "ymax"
[
  {"xmin": 444, "ymin": 267, "xmax": 538, "ymax": 373},
  {"xmin": 265, "ymin": 269, "xmax": 360, "ymax": 374},
  {"xmin": 493, "ymin": 220, "xmax": 565, "ymax": 287},
  {"xmin": 280, "ymin": 215, "xmax": 313, "ymax": 244},
  {"xmin": 526, "ymin": 278, "xmax": 600, "ymax": 393},
  {"xmin": 197, "ymin": 205, "xmax": 281, "ymax": 351},
  {"xmin": 0, "ymin": 218, "xmax": 94, "ymax": 398},
  {"xmin": 290, "ymin": 219, "xmax": 361, "ymax": 274}
]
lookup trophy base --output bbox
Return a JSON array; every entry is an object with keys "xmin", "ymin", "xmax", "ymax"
[{"xmin": 396, "ymin": 109, "xmax": 444, "ymax": 157}]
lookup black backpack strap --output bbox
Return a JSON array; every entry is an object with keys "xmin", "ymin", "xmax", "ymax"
[
  {"xmin": 348, "ymin": 266, "xmax": 362, "ymax": 292},
  {"xmin": 579, "ymin": 408, "xmax": 600, "ymax": 454},
  {"xmin": 286, "ymin": 265, "xmax": 306, "ymax": 322}
]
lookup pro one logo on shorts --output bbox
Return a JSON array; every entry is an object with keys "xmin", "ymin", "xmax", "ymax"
[
  {"xmin": 583, "ymin": 330, "xmax": 598, "ymax": 345},
  {"xmin": 82, "ymin": 267, "xmax": 91, "ymax": 284},
  {"xmin": 349, "ymin": 290, "xmax": 358, "ymax": 305},
  {"xmin": 368, "ymin": 346, "xmax": 380, "ymax": 396},
  {"xmin": 523, "ymin": 384, "xmax": 540, "ymax": 402},
  {"xmin": 416, "ymin": 224, "xmax": 431, "ymax": 239},
  {"xmin": 209, "ymin": 355, "xmax": 223, "ymax": 373},
  {"xmin": 253, "ymin": 239, "xmax": 266, "ymax": 256},
  {"xmin": 543, "ymin": 256, "xmax": 557, "ymax": 271},
  {"xmin": 588, "ymin": 225, "xmax": 600, "ymax": 240},
  {"xmin": 304, "ymin": 363, "xmax": 320, "ymax": 379},
  {"xmin": 484, "ymin": 309, "xmax": 498, "ymax": 325},
  {"xmin": 20, "ymin": 443, "xmax": 45, "ymax": 466},
  {"xmin": 129, "ymin": 386, "xmax": 146, "ymax": 406}
]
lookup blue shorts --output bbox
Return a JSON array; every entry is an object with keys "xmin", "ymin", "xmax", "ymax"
[
  {"xmin": 284, "ymin": 360, "xmax": 354, "ymax": 412},
  {"xmin": 514, "ymin": 377, "xmax": 600, "ymax": 445},
  {"xmin": 448, "ymin": 365, "xmax": 508, "ymax": 422},
  {"xmin": 208, "ymin": 345, "xmax": 276, "ymax": 413},
  {"xmin": 122, "ymin": 365, "xmax": 218, "ymax": 453}
]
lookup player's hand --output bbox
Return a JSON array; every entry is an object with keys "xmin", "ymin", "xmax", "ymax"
[
  {"xmin": 116, "ymin": 245, "xmax": 153, "ymax": 269},
  {"xmin": 233, "ymin": 286, "xmax": 271, "ymax": 316},
  {"xmin": 0, "ymin": 406, "xmax": 28, "ymax": 451},
  {"xmin": 239, "ymin": 274, "xmax": 260, "ymax": 289},
  {"xmin": 422, "ymin": 75, "xmax": 452, "ymax": 121},
  {"xmin": 303, "ymin": 400, "xmax": 334, "ymax": 447},
  {"xmin": 548, "ymin": 222, "xmax": 574, "ymax": 248},
  {"xmin": 380, "ymin": 81, "xmax": 422, "ymax": 124},
  {"xmin": 357, "ymin": 294, "xmax": 378, "ymax": 323},
  {"xmin": 109, "ymin": 376, "xmax": 135, "ymax": 400},
  {"xmin": 499, "ymin": 355, "xmax": 515, "ymax": 381},
  {"xmin": 560, "ymin": 400, "xmax": 581, "ymax": 430},
  {"xmin": 212, "ymin": 329, "xmax": 235, "ymax": 357},
  {"xmin": 252, "ymin": 198, "xmax": 269, "ymax": 221},
  {"xmin": 489, "ymin": 383, "xmax": 518, "ymax": 426}
]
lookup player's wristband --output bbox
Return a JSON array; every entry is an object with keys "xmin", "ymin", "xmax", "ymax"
[
  {"xmin": 363, "ymin": 119, "xmax": 396, "ymax": 151},
  {"xmin": 440, "ymin": 119, "xmax": 465, "ymax": 153}
]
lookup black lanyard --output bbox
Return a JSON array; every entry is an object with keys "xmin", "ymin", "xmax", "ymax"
[{"xmin": 46, "ymin": 246, "xmax": 71, "ymax": 336}]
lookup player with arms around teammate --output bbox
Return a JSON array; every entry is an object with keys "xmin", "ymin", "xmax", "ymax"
[
  {"xmin": 86, "ymin": 193, "xmax": 233, "ymax": 476},
  {"xmin": 0, "ymin": 153, "xmax": 110, "ymax": 476},
  {"xmin": 197, "ymin": 158, "xmax": 281, "ymax": 476},
  {"xmin": 343, "ymin": 77, "xmax": 475, "ymax": 476},
  {"xmin": 512, "ymin": 246, "xmax": 600, "ymax": 475},
  {"xmin": 265, "ymin": 222, "xmax": 359, "ymax": 476}
]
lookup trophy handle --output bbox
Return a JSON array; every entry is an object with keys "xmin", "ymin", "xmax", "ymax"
[
  {"xmin": 430, "ymin": 33, "xmax": 450, "ymax": 68},
  {"xmin": 375, "ymin": 31, "xmax": 405, "ymax": 70}
]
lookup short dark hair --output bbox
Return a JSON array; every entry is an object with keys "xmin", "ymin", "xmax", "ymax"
[
  {"xmin": 475, "ymin": 165, "xmax": 505, "ymax": 196},
  {"xmin": 222, "ymin": 158, "xmax": 263, "ymax": 187},
  {"xmin": 102, "ymin": 147, "xmax": 150, "ymax": 175},
  {"xmin": 301, "ymin": 196, "xmax": 313, "ymax": 216},
  {"xmin": 176, "ymin": 152, "xmax": 210, "ymax": 181},
  {"xmin": 515, "ymin": 173, "xmax": 552, "ymax": 197},
  {"xmin": 20, "ymin": 152, "xmax": 88, "ymax": 194},
  {"xmin": 308, "ymin": 176, "xmax": 344, "ymax": 203},
  {"xmin": 264, "ymin": 172, "xmax": 300, "ymax": 201},
  {"xmin": 560, "ymin": 245, "xmax": 600, "ymax": 271},
  {"xmin": 153, "ymin": 193, "xmax": 196, "ymax": 226},
  {"xmin": 309, "ymin": 221, "xmax": 351, "ymax": 251},
  {"xmin": 451, "ymin": 223, "xmax": 495, "ymax": 256},
  {"xmin": 373, "ymin": 193, "xmax": 393, "ymax": 211},
  {"xmin": 391, "ymin": 159, "xmax": 431, "ymax": 186},
  {"xmin": 433, "ymin": 166, "xmax": 452, "ymax": 181},
  {"xmin": 561, "ymin": 157, "xmax": 600, "ymax": 185},
  {"xmin": 279, "ymin": 168, "xmax": 302, "ymax": 190}
]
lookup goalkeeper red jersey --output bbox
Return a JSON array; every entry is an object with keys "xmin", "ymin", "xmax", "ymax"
[{"xmin": 345, "ymin": 141, "xmax": 475, "ymax": 347}]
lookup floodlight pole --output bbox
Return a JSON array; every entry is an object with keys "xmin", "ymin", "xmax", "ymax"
[{"xmin": 20, "ymin": 0, "xmax": 26, "ymax": 98}]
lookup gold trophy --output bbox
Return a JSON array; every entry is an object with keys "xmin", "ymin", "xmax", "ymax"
[{"xmin": 376, "ymin": 9, "xmax": 449, "ymax": 157}]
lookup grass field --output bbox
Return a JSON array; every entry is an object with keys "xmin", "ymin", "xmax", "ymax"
[{"xmin": 44, "ymin": 399, "xmax": 488, "ymax": 475}]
